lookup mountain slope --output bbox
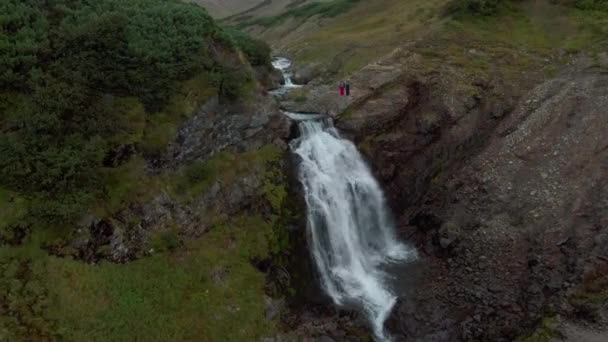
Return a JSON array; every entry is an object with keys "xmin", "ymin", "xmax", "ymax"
[
  {"xmin": 233, "ymin": 0, "xmax": 608, "ymax": 340},
  {"xmin": 190, "ymin": 0, "xmax": 269, "ymax": 18},
  {"xmin": 0, "ymin": 0, "xmax": 292, "ymax": 340}
]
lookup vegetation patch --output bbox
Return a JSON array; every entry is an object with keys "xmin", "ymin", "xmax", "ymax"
[
  {"xmin": 224, "ymin": 28, "xmax": 272, "ymax": 68},
  {"xmin": 563, "ymin": 0, "xmax": 608, "ymax": 11},
  {"xmin": 0, "ymin": 142, "xmax": 291, "ymax": 340},
  {"xmin": 242, "ymin": 0, "xmax": 362, "ymax": 28},
  {"xmin": 0, "ymin": 0, "xmax": 270, "ymax": 232},
  {"xmin": 0, "ymin": 217, "xmax": 277, "ymax": 341},
  {"xmin": 0, "ymin": 188, "xmax": 28, "ymax": 243},
  {"xmin": 447, "ymin": 0, "xmax": 511, "ymax": 16},
  {"xmin": 516, "ymin": 316, "xmax": 561, "ymax": 342},
  {"xmin": 171, "ymin": 144, "xmax": 283, "ymax": 204},
  {"xmin": 568, "ymin": 267, "xmax": 608, "ymax": 321}
]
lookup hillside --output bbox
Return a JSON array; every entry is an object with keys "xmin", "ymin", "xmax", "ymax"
[
  {"xmin": 230, "ymin": 0, "xmax": 607, "ymax": 81},
  {"xmin": 226, "ymin": 0, "xmax": 608, "ymax": 340},
  {"xmin": 1, "ymin": 0, "xmax": 607, "ymax": 341},
  {"xmin": 0, "ymin": 0, "xmax": 292, "ymax": 340},
  {"xmin": 190, "ymin": 0, "xmax": 268, "ymax": 18}
]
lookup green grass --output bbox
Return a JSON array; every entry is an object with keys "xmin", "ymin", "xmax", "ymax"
[
  {"xmin": 0, "ymin": 215, "xmax": 277, "ymax": 341},
  {"xmin": 98, "ymin": 156, "xmax": 162, "ymax": 217},
  {"xmin": 276, "ymin": 0, "xmax": 448, "ymax": 78},
  {"xmin": 140, "ymin": 72, "xmax": 217, "ymax": 158},
  {"xmin": 0, "ymin": 137, "xmax": 291, "ymax": 340},
  {"xmin": 245, "ymin": 0, "xmax": 362, "ymax": 28},
  {"xmin": 149, "ymin": 229, "xmax": 181, "ymax": 252},
  {"xmin": 171, "ymin": 144, "xmax": 284, "ymax": 204},
  {"xmin": 561, "ymin": 8, "xmax": 608, "ymax": 52},
  {"xmin": 249, "ymin": 0, "xmax": 607, "ymax": 82},
  {"xmin": 0, "ymin": 188, "xmax": 27, "ymax": 242},
  {"xmin": 515, "ymin": 316, "xmax": 560, "ymax": 342},
  {"xmin": 0, "ymin": 143, "xmax": 290, "ymax": 341},
  {"xmin": 288, "ymin": 0, "xmax": 362, "ymax": 18},
  {"xmin": 92, "ymin": 71, "xmax": 219, "ymax": 216}
]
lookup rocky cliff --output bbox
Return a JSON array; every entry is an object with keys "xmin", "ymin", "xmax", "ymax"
[
  {"xmin": 264, "ymin": 27, "xmax": 608, "ymax": 340},
  {"xmin": 332, "ymin": 53, "xmax": 608, "ymax": 340},
  {"xmin": 52, "ymin": 88, "xmax": 291, "ymax": 261}
]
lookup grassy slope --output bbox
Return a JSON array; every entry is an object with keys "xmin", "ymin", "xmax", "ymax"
[
  {"xmin": 190, "ymin": 0, "xmax": 268, "ymax": 18},
  {"xmin": 0, "ymin": 144, "xmax": 287, "ymax": 341},
  {"xmin": 48, "ymin": 217, "xmax": 274, "ymax": 341},
  {"xmin": 0, "ymin": 66, "xmax": 285, "ymax": 340},
  {"xmin": 0, "ymin": 219, "xmax": 273, "ymax": 341},
  {"xmin": 235, "ymin": 0, "xmax": 448, "ymax": 76},
  {"xmin": 0, "ymin": 2, "xmax": 287, "ymax": 340},
  {"xmin": 237, "ymin": 0, "xmax": 607, "ymax": 80}
]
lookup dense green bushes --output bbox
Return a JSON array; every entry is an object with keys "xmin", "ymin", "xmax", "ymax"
[
  {"xmin": 0, "ymin": 0, "xmax": 270, "ymax": 228},
  {"xmin": 225, "ymin": 28, "xmax": 272, "ymax": 67},
  {"xmin": 1, "ymin": 0, "xmax": 225, "ymax": 109}
]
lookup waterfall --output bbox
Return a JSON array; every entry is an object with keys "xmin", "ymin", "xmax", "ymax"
[
  {"xmin": 270, "ymin": 57, "xmax": 301, "ymax": 95},
  {"xmin": 289, "ymin": 118, "xmax": 417, "ymax": 340},
  {"xmin": 270, "ymin": 55, "xmax": 417, "ymax": 340}
]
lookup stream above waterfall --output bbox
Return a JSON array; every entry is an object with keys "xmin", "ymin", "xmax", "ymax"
[{"xmin": 269, "ymin": 57, "xmax": 302, "ymax": 96}]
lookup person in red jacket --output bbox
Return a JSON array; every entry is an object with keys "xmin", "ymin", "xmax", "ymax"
[{"xmin": 339, "ymin": 81, "xmax": 345, "ymax": 96}]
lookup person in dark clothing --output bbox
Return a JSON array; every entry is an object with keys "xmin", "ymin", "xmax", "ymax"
[{"xmin": 345, "ymin": 83, "xmax": 350, "ymax": 96}]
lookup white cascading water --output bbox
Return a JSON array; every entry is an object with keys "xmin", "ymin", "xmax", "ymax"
[
  {"xmin": 289, "ymin": 118, "xmax": 417, "ymax": 340},
  {"xmin": 270, "ymin": 57, "xmax": 301, "ymax": 95},
  {"xmin": 270, "ymin": 56, "xmax": 416, "ymax": 340}
]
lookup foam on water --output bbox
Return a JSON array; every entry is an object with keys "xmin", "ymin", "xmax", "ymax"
[{"xmin": 290, "ymin": 118, "xmax": 417, "ymax": 340}]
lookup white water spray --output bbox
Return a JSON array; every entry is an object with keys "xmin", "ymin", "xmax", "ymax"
[
  {"xmin": 270, "ymin": 57, "xmax": 301, "ymax": 95},
  {"xmin": 289, "ymin": 118, "xmax": 417, "ymax": 340},
  {"xmin": 270, "ymin": 56, "xmax": 417, "ymax": 340}
]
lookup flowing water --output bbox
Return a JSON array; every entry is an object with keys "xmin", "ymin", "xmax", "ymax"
[
  {"xmin": 272, "ymin": 57, "xmax": 417, "ymax": 340},
  {"xmin": 269, "ymin": 57, "xmax": 301, "ymax": 96},
  {"xmin": 290, "ymin": 119, "xmax": 417, "ymax": 340}
]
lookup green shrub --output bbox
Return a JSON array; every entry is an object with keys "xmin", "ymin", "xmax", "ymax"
[
  {"xmin": 224, "ymin": 28, "xmax": 272, "ymax": 67},
  {"xmin": 0, "ymin": 0, "xmax": 262, "ymax": 227},
  {"xmin": 184, "ymin": 160, "xmax": 213, "ymax": 186},
  {"xmin": 150, "ymin": 230, "xmax": 181, "ymax": 252}
]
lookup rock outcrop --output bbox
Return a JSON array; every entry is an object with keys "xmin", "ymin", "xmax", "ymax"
[
  {"xmin": 53, "ymin": 90, "xmax": 291, "ymax": 263},
  {"xmin": 167, "ymin": 92, "xmax": 290, "ymax": 165},
  {"xmin": 337, "ymin": 55, "xmax": 608, "ymax": 340}
]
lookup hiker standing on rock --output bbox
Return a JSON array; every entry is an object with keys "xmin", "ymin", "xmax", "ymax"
[
  {"xmin": 339, "ymin": 81, "xmax": 345, "ymax": 96},
  {"xmin": 345, "ymin": 82, "xmax": 350, "ymax": 96}
]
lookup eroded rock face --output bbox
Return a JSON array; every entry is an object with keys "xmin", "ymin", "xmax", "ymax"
[
  {"xmin": 54, "ymin": 91, "xmax": 292, "ymax": 263},
  {"xmin": 375, "ymin": 68, "xmax": 607, "ymax": 340},
  {"xmin": 167, "ymin": 93, "xmax": 290, "ymax": 164},
  {"xmin": 326, "ymin": 45, "xmax": 608, "ymax": 340}
]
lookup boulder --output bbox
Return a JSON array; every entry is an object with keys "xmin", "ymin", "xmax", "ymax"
[{"xmin": 292, "ymin": 63, "xmax": 321, "ymax": 84}]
